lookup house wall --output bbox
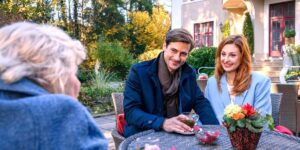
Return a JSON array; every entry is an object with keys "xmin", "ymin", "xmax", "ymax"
[
  {"xmin": 181, "ymin": 0, "xmax": 228, "ymax": 47},
  {"xmin": 296, "ymin": 0, "xmax": 300, "ymax": 45},
  {"xmin": 171, "ymin": 0, "xmax": 182, "ymax": 29},
  {"xmin": 171, "ymin": 0, "xmax": 299, "ymax": 59}
]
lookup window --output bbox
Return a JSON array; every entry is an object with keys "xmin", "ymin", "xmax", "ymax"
[
  {"xmin": 194, "ymin": 21, "xmax": 214, "ymax": 48},
  {"xmin": 269, "ymin": 1, "xmax": 295, "ymax": 57}
]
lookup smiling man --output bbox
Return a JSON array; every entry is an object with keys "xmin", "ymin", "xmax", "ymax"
[{"xmin": 123, "ymin": 28, "xmax": 219, "ymax": 137}]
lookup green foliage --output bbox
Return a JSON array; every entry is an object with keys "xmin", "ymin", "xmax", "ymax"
[
  {"xmin": 94, "ymin": 40, "xmax": 136, "ymax": 80},
  {"xmin": 285, "ymin": 69, "xmax": 300, "ymax": 81},
  {"xmin": 285, "ymin": 45, "xmax": 300, "ymax": 66},
  {"xmin": 229, "ymin": 123, "xmax": 236, "ymax": 132},
  {"xmin": 129, "ymin": 0, "xmax": 153, "ymax": 14},
  {"xmin": 186, "ymin": 47, "xmax": 217, "ymax": 76},
  {"xmin": 93, "ymin": 68, "xmax": 116, "ymax": 88},
  {"xmin": 92, "ymin": 0, "xmax": 126, "ymax": 41},
  {"xmin": 245, "ymin": 121, "xmax": 263, "ymax": 133},
  {"xmin": 78, "ymin": 68, "xmax": 124, "ymax": 115},
  {"xmin": 265, "ymin": 114, "xmax": 275, "ymax": 130},
  {"xmin": 284, "ymin": 28, "xmax": 296, "ymax": 38},
  {"xmin": 138, "ymin": 49, "xmax": 162, "ymax": 61},
  {"xmin": 243, "ymin": 12, "xmax": 254, "ymax": 55},
  {"xmin": 222, "ymin": 19, "xmax": 231, "ymax": 40},
  {"xmin": 77, "ymin": 68, "xmax": 94, "ymax": 84},
  {"xmin": 0, "ymin": 0, "xmax": 53, "ymax": 25},
  {"xmin": 237, "ymin": 119, "xmax": 245, "ymax": 128}
]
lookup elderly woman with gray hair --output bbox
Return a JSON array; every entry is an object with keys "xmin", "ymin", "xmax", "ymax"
[{"xmin": 0, "ymin": 22, "xmax": 108, "ymax": 149}]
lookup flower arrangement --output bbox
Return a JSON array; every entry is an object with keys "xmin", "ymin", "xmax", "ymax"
[
  {"xmin": 223, "ymin": 103, "xmax": 274, "ymax": 133},
  {"xmin": 223, "ymin": 103, "xmax": 274, "ymax": 150}
]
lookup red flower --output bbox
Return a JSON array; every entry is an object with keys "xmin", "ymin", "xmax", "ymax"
[{"xmin": 242, "ymin": 103, "xmax": 256, "ymax": 117}]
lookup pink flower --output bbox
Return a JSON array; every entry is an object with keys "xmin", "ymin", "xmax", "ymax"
[
  {"xmin": 193, "ymin": 125, "xmax": 201, "ymax": 132},
  {"xmin": 196, "ymin": 130, "xmax": 219, "ymax": 144},
  {"xmin": 169, "ymin": 146, "xmax": 177, "ymax": 150}
]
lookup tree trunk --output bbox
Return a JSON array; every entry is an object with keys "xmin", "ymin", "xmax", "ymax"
[
  {"xmin": 73, "ymin": 0, "xmax": 79, "ymax": 39},
  {"xmin": 60, "ymin": 0, "xmax": 67, "ymax": 28}
]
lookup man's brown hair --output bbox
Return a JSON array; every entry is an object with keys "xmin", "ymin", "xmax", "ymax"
[{"xmin": 165, "ymin": 28, "xmax": 195, "ymax": 51}]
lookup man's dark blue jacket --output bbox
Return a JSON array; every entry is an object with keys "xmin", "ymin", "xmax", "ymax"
[{"xmin": 123, "ymin": 55, "xmax": 219, "ymax": 137}]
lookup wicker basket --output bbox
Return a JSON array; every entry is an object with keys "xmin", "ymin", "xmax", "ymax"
[{"xmin": 227, "ymin": 127, "xmax": 262, "ymax": 150}]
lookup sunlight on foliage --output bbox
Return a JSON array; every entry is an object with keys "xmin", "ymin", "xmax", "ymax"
[
  {"xmin": 138, "ymin": 49, "xmax": 162, "ymax": 61},
  {"xmin": 127, "ymin": 5, "xmax": 170, "ymax": 56}
]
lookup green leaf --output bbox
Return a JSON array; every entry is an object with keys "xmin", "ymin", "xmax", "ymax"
[
  {"xmin": 249, "ymin": 113, "xmax": 260, "ymax": 120},
  {"xmin": 265, "ymin": 114, "xmax": 275, "ymax": 130},
  {"xmin": 246, "ymin": 122, "xmax": 263, "ymax": 133},
  {"xmin": 229, "ymin": 125, "xmax": 236, "ymax": 132},
  {"xmin": 237, "ymin": 119, "xmax": 245, "ymax": 128},
  {"xmin": 251, "ymin": 119, "xmax": 264, "ymax": 128},
  {"xmin": 224, "ymin": 116, "xmax": 234, "ymax": 125},
  {"xmin": 223, "ymin": 116, "xmax": 229, "ymax": 122}
]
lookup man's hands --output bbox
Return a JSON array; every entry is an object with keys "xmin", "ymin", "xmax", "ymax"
[{"xmin": 162, "ymin": 114, "xmax": 193, "ymax": 134}]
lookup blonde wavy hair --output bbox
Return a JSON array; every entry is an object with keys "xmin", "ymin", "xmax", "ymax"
[
  {"xmin": 215, "ymin": 35, "xmax": 252, "ymax": 95},
  {"xmin": 0, "ymin": 22, "xmax": 86, "ymax": 94}
]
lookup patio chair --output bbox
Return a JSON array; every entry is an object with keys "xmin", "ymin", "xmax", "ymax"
[
  {"xmin": 111, "ymin": 92, "xmax": 125, "ymax": 150},
  {"xmin": 196, "ymin": 79, "xmax": 207, "ymax": 93},
  {"xmin": 271, "ymin": 83, "xmax": 299, "ymax": 135},
  {"xmin": 270, "ymin": 93, "xmax": 283, "ymax": 126}
]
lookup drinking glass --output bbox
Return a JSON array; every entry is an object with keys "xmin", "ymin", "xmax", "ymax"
[{"xmin": 181, "ymin": 112, "xmax": 199, "ymax": 128}]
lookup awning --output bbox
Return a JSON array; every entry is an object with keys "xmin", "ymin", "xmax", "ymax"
[{"xmin": 223, "ymin": 0, "xmax": 247, "ymax": 15}]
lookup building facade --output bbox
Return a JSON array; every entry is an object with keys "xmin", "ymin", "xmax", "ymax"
[{"xmin": 172, "ymin": 0, "xmax": 300, "ymax": 60}]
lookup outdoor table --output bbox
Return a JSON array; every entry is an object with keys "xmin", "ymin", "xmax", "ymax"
[{"xmin": 119, "ymin": 125, "xmax": 300, "ymax": 150}]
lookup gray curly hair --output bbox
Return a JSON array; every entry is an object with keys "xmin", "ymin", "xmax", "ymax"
[{"xmin": 0, "ymin": 22, "xmax": 86, "ymax": 94}]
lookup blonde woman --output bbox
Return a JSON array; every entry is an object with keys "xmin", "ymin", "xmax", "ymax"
[
  {"xmin": 0, "ymin": 22, "xmax": 107, "ymax": 149},
  {"xmin": 205, "ymin": 35, "xmax": 272, "ymax": 123}
]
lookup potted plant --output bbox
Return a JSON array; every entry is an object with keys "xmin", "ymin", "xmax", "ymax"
[
  {"xmin": 223, "ymin": 103, "xmax": 274, "ymax": 150},
  {"xmin": 284, "ymin": 28, "xmax": 296, "ymax": 45}
]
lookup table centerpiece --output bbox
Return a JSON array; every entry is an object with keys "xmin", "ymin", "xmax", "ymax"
[{"xmin": 222, "ymin": 103, "xmax": 274, "ymax": 150}]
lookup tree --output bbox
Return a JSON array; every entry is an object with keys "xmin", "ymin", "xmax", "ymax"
[
  {"xmin": 94, "ymin": 40, "xmax": 136, "ymax": 79},
  {"xmin": 243, "ymin": 12, "xmax": 254, "ymax": 55},
  {"xmin": 91, "ymin": 0, "xmax": 125, "ymax": 41},
  {"xmin": 59, "ymin": 0, "xmax": 68, "ymax": 30},
  {"xmin": 128, "ymin": 0, "xmax": 153, "ymax": 14},
  {"xmin": 144, "ymin": 5, "xmax": 170, "ymax": 51},
  {"xmin": 73, "ymin": 0, "xmax": 80, "ymax": 39},
  {"xmin": 126, "ymin": 10, "xmax": 151, "ymax": 56},
  {"xmin": 126, "ymin": 5, "xmax": 170, "ymax": 57},
  {"xmin": 0, "ymin": 0, "xmax": 53, "ymax": 24},
  {"xmin": 222, "ymin": 19, "xmax": 230, "ymax": 40}
]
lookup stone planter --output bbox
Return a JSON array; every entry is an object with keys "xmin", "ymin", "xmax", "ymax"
[
  {"xmin": 227, "ymin": 128, "xmax": 262, "ymax": 150},
  {"xmin": 285, "ymin": 37, "xmax": 295, "ymax": 45}
]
